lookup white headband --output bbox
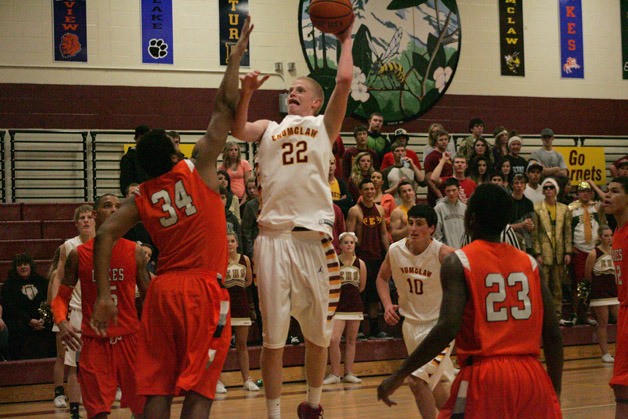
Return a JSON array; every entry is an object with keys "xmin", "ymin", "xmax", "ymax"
[{"xmin": 339, "ymin": 231, "xmax": 358, "ymax": 243}]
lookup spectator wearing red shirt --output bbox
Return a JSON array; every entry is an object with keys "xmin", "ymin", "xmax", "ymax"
[
  {"xmin": 380, "ymin": 128, "xmax": 421, "ymax": 170},
  {"xmin": 429, "ymin": 153, "xmax": 477, "ymax": 204},
  {"xmin": 424, "ymin": 130, "xmax": 453, "ymax": 207}
]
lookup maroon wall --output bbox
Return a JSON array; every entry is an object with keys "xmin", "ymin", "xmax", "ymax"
[{"xmin": 1, "ymin": 83, "xmax": 626, "ymax": 135}]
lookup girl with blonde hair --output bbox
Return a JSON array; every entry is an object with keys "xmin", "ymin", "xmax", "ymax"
[
  {"xmin": 323, "ymin": 232, "xmax": 367, "ymax": 385},
  {"xmin": 348, "ymin": 151, "xmax": 374, "ymax": 201},
  {"xmin": 585, "ymin": 225, "xmax": 619, "ymax": 363},
  {"xmin": 219, "ymin": 141, "xmax": 252, "ymax": 202}
]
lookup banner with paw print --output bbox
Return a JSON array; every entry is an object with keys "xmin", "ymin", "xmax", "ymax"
[{"xmin": 141, "ymin": 0, "xmax": 174, "ymax": 64}]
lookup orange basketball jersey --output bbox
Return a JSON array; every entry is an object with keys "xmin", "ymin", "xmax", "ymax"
[
  {"xmin": 79, "ymin": 238, "xmax": 139, "ymax": 338},
  {"xmin": 135, "ymin": 159, "xmax": 228, "ymax": 278},
  {"xmin": 454, "ymin": 240, "xmax": 544, "ymax": 366}
]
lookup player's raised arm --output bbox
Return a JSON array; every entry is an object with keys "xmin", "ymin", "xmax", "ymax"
[
  {"xmin": 194, "ymin": 16, "xmax": 254, "ymax": 187},
  {"xmin": 323, "ymin": 21, "xmax": 354, "ymax": 144},
  {"xmin": 231, "ymin": 71, "xmax": 271, "ymax": 143}
]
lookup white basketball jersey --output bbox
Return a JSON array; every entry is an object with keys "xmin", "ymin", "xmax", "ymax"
[
  {"xmin": 64, "ymin": 236, "xmax": 84, "ymax": 311},
  {"xmin": 257, "ymin": 114, "xmax": 334, "ymax": 236},
  {"xmin": 389, "ymin": 239, "xmax": 444, "ymax": 323}
]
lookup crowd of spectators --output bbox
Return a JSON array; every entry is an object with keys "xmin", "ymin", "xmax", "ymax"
[{"xmin": 0, "ymin": 120, "xmax": 625, "ymax": 380}]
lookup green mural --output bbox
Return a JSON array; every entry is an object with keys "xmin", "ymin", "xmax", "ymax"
[{"xmin": 299, "ymin": 0, "xmax": 461, "ymax": 124}]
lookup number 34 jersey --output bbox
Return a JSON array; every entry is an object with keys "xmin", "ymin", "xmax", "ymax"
[
  {"xmin": 454, "ymin": 240, "xmax": 544, "ymax": 364},
  {"xmin": 388, "ymin": 239, "xmax": 445, "ymax": 324},
  {"xmin": 257, "ymin": 115, "xmax": 334, "ymax": 236},
  {"xmin": 136, "ymin": 159, "xmax": 227, "ymax": 277}
]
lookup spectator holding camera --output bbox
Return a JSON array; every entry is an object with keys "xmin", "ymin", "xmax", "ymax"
[{"xmin": 383, "ymin": 141, "xmax": 424, "ymax": 205}]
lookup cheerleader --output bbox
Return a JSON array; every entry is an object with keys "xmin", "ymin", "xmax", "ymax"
[
  {"xmin": 323, "ymin": 232, "xmax": 367, "ymax": 384},
  {"xmin": 585, "ymin": 225, "xmax": 619, "ymax": 363},
  {"xmin": 217, "ymin": 233, "xmax": 260, "ymax": 393}
]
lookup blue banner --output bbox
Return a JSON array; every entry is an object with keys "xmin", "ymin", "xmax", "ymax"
[
  {"xmin": 141, "ymin": 0, "xmax": 174, "ymax": 64},
  {"xmin": 219, "ymin": 0, "xmax": 250, "ymax": 66},
  {"xmin": 53, "ymin": 0, "xmax": 87, "ymax": 62},
  {"xmin": 558, "ymin": 0, "xmax": 584, "ymax": 79}
]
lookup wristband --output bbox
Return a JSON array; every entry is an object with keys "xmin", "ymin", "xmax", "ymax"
[{"xmin": 51, "ymin": 284, "xmax": 72, "ymax": 324}]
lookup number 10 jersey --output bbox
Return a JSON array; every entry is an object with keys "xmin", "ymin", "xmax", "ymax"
[
  {"xmin": 454, "ymin": 240, "xmax": 543, "ymax": 365},
  {"xmin": 388, "ymin": 238, "xmax": 444, "ymax": 324}
]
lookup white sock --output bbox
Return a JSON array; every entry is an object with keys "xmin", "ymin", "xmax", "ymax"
[
  {"xmin": 266, "ymin": 398, "xmax": 281, "ymax": 419},
  {"xmin": 307, "ymin": 385, "xmax": 322, "ymax": 408}
]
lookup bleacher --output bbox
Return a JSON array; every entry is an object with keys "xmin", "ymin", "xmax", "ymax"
[
  {"xmin": 0, "ymin": 130, "xmax": 624, "ymax": 403},
  {"xmin": 0, "ymin": 200, "xmax": 618, "ymax": 403},
  {"xmin": 0, "ymin": 203, "xmax": 78, "ymax": 282}
]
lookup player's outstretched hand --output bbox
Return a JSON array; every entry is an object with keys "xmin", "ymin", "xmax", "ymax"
[
  {"xmin": 377, "ymin": 372, "xmax": 405, "ymax": 407},
  {"xmin": 231, "ymin": 15, "xmax": 253, "ymax": 59},
  {"xmin": 240, "ymin": 71, "xmax": 270, "ymax": 94},
  {"xmin": 58, "ymin": 320, "xmax": 82, "ymax": 351},
  {"xmin": 90, "ymin": 297, "xmax": 118, "ymax": 337}
]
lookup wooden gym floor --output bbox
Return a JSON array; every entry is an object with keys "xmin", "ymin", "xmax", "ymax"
[{"xmin": 0, "ymin": 357, "xmax": 618, "ymax": 418}]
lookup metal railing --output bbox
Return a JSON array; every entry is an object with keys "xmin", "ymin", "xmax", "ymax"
[
  {"xmin": 89, "ymin": 130, "xmax": 256, "ymax": 199},
  {"xmin": 0, "ymin": 129, "xmax": 625, "ymax": 203},
  {"xmin": 8, "ymin": 130, "xmax": 89, "ymax": 202}
]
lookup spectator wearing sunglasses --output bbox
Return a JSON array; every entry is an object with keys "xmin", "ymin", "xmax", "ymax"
[{"xmin": 532, "ymin": 177, "xmax": 573, "ymax": 326}]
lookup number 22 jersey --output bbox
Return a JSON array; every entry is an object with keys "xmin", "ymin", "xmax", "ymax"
[
  {"xmin": 454, "ymin": 240, "xmax": 543, "ymax": 365},
  {"xmin": 257, "ymin": 115, "xmax": 334, "ymax": 236}
]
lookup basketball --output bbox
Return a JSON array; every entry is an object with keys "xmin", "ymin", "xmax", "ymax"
[{"xmin": 309, "ymin": 0, "xmax": 354, "ymax": 34}]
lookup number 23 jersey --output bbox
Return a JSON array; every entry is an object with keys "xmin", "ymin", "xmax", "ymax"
[
  {"xmin": 388, "ymin": 238, "xmax": 444, "ymax": 323},
  {"xmin": 454, "ymin": 240, "xmax": 543, "ymax": 364},
  {"xmin": 257, "ymin": 115, "xmax": 334, "ymax": 236}
]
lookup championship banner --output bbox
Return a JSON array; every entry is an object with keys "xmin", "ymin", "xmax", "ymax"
[
  {"xmin": 554, "ymin": 147, "xmax": 606, "ymax": 186},
  {"xmin": 219, "ymin": 0, "xmax": 249, "ymax": 66},
  {"xmin": 622, "ymin": 0, "xmax": 628, "ymax": 79},
  {"xmin": 141, "ymin": 0, "xmax": 174, "ymax": 64},
  {"xmin": 498, "ymin": 0, "xmax": 525, "ymax": 76},
  {"xmin": 53, "ymin": 0, "xmax": 87, "ymax": 62},
  {"xmin": 558, "ymin": 0, "xmax": 584, "ymax": 78}
]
